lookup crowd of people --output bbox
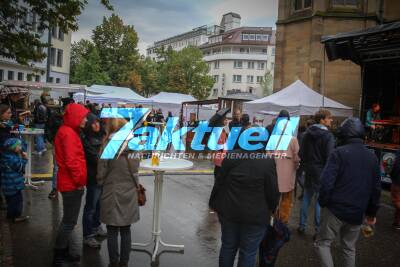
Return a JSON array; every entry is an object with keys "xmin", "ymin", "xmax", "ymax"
[
  {"xmin": 209, "ymin": 109, "xmax": 384, "ymax": 267},
  {"xmin": 0, "ymin": 93, "xmax": 399, "ymax": 267}
]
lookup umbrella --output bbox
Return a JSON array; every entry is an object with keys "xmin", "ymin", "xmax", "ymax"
[
  {"xmin": 0, "ymin": 86, "xmax": 29, "ymax": 96},
  {"xmin": 208, "ymin": 108, "xmax": 230, "ymax": 127}
]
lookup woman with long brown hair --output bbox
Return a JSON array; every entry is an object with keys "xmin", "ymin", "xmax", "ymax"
[{"xmin": 97, "ymin": 117, "xmax": 141, "ymax": 267}]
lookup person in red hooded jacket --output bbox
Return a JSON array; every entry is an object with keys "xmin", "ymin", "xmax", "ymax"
[{"xmin": 53, "ymin": 103, "xmax": 89, "ymax": 266}]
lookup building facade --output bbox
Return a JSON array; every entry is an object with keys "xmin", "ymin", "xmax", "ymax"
[
  {"xmin": 147, "ymin": 13, "xmax": 276, "ymax": 98},
  {"xmin": 274, "ymin": 0, "xmax": 400, "ymax": 112},
  {"xmin": 200, "ymin": 27, "xmax": 275, "ymax": 98},
  {"xmin": 0, "ymin": 4, "xmax": 71, "ymax": 84}
]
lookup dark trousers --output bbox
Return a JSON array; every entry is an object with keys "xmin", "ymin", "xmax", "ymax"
[
  {"xmin": 82, "ymin": 184, "xmax": 102, "ymax": 238},
  {"xmin": 218, "ymin": 215, "xmax": 267, "ymax": 267},
  {"xmin": 55, "ymin": 189, "xmax": 84, "ymax": 255},
  {"xmin": 106, "ymin": 225, "xmax": 132, "ymax": 265},
  {"xmin": 391, "ymin": 184, "xmax": 400, "ymax": 226},
  {"xmin": 5, "ymin": 190, "xmax": 23, "ymax": 219}
]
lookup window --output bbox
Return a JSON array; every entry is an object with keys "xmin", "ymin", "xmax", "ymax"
[
  {"xmin": 248, "ymin": 61, "xmax": 255, "ymax": 69},
  {"xmin": 332, "ymin": 0, "xmax": 358, "ymax": 6},
  {"xmin": 35, "ymin": 75, "xmax": 40, "ymax": 82},
  {"xmin": 50, "ymin": 48, "xmax": 56, "ymax": 66},
  {"xmin": 0, "ymin": 69, "xmax": 3, "ymax": 82},
  {"xmin": 28, "ymin": 12, "xmax": 37, "ymax": 32},
  {"xmin": 212, "ymin": 88, "xmax": 218, "ymax": 96},
  {"xmin": 57, "ymin": 49, "xmax": 63, "ymax": 67},
  {"xmin": 234, "ymin": 60, "xmax": 243, "ymax": 69},
  {"xmin": 17, "ymin": 72, "xmax": 24, "ymax": 81},
  {"xmin": 257, "ymin": 62, "xmax": 265, "ymax": 70},
  {"xmin": 247, "ymin": 75, "xmax": 254, "ymax": 83},
  {"xmin": 261, "ymin": 34, "xmax": 269, "ymax": 41},
  {"xmin": 256, "ymin": 34, "xmax": 262, "ymax": 41},
  {"xmin": 48, "ymin": 77, "xmax": 54, "ymax": 83},
  {"xmin": 214, "ymin": 60, "xmax": 220, "ymax": 69},
  {"xmin": 58, "ymin": 28, "xmax": 64, "ymax": 41},
  {"xmin": 233, "ymin": 75, "xmax": 242, "ymax": 83},
  {"xmin": 257, "ymin": 76, "xmax": 263, "ymax": 83},
  {"xmin": 262, "ymin": 49, "xmax": 268, "ymax": 54},
  {"xmin": 8, "ymin": 71, "xmax": 14, "ymax": 80},
  {"xmin": 56, "ymin": 78, "xmax": 61, "ymax": 83},
  {"xmin": 272, "ymin": 47, "xmax": 276, "ymax": 56},
  {"xmin": 242, "ymin": 34, "xmax": 249, "ymax": 40},
  {"xmin": 51, "ymin": 26, "xmax": 57, "ymax": 38},
  {"xmin": 249, "ymin": 34, "xmax": 255, "ymax": 40},
  {"xmin": 271, "ymin": 63, "xmax": 275, "ymax": 70},
  {"xmin": 213, "ymin": 75, "xmax": 219, "ymax": 83},
  {"xmin": 294, "ymin": 0, "xmax": 312, "ymax": 10},
  {"xmin": 27, "ymin": 74, "xmax": 33, "ymax": 81},
  {"xmin": 240, "ymin": 47, "xmax": 249, "ymax": 53}
]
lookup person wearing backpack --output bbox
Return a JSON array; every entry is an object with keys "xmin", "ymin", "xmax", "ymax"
[
  {"xmin": 45, "ymin": 106, "xmax": 63, "ymax": 199},
  {"xmin": 33, "ymin": 94, "xmax": 48, "ymax": 155}
]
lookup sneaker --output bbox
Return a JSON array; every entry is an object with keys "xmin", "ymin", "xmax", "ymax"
[
  {"xmin": 297, "ymin": 227, "xmax": 305, "ymax": 234},
  {"xmin": 95, "ymin": 226, "xmax": 107, "ymax": 238},
  {"xmin": 83, "ymin": 237, "xmax": 101, "ymax": 249},
  {"xmin": 14, "ymin": 216, "xmax": 30, "ymax": 223},
  {"xmin": 48, "ymin": 189, "xmax": 58, "ymax": 199}
]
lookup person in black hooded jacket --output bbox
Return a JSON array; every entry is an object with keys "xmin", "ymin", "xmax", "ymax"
[
  {"xmin": 209, "ymin": 128, "xmax": 279, "ymax": 267},
  {"xmin": 315, "ymin": 117, "xmax": 381, "ymax": 267},
  {"xmin": 81, "ymin": 113, "xmax": 106, "ymax": 248},
  {"xmin": 298, "ymin": 109, "xmax": 335, "ymax": 236},
  {"xmin": 390, "ymin": 149, "xmax": 400, "ymax": 230}
]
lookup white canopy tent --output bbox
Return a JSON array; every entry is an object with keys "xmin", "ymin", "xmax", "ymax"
[
  {"xmin": 244, "ymin": 80, "xmax": 353, "ymax": 123},
  {"xmin": 74, "ymin": 85, "xmax": 152, "ymax": 106},
  {"xmin": 149, "ymin": 92, "xmax": 197, "ymax": 116}
]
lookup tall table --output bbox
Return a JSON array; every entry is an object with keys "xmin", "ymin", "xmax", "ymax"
[
  {"xmin": 11, "ymin": 128, "xmax": 45, "ymax": 190},
  {"xmin": 133, "ymin": 157, "xmax": 193, "ymax": 261}
]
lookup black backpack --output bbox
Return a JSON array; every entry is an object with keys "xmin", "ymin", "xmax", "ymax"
[{"xmin": 45, "ymin": 107, "xmax": 63, "ymax": 143}]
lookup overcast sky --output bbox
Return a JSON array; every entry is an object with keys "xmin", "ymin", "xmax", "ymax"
[{"xmin": 72, "ymin": 0, "xmax": 278, "ymax": 55}]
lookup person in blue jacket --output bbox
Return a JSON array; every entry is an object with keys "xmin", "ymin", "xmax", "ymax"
[
  {"xmin": 0, "ymin": 138, "xmax": 29, "ymax": 222},
  {"xmin": 315, "ymin": 117, "xmax": 381, "ymax": 267}
]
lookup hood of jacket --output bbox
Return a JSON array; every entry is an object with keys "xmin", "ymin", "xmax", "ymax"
[
  {"xmin": 306, "ymin": 124, "xmax": 330, "ymax": 139},
  {"xmin": 337, "ymin": 117, "xmax": 365, "ymax": 140},
  {"xmin": 63, "ymin": 104, "xmax": 89, "ymax": 132}
]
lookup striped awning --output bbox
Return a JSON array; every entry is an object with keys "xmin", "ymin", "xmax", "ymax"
[{"xmin": 0, "ymin": 86, "xmax": 29, "ymax": 96}]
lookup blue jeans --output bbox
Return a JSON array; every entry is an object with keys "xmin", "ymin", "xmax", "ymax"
[
  {"xmin": 5, "ymin": 190, "xmax": 23, "ymax": 219},
  {"xmin": 218, "ymin": 215, "xmax": 267, "ymax": 267},
  {"xmin": 299, "ymin": 187, "xmax": 321, "ymax": 232},
  {"xmin": 82, "ymin": 184, "xmax": 102, "ymax": 238},
  {"xmin": 34, "ymin": 123, "xmax": 45, "ymax": 152}
]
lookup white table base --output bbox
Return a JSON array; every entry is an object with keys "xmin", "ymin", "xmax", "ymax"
[
  {"xmin": 132, "ymin": 171, "xmax": 184, "ymax": 261},
  {"xmin": 23, "ymin": 135, "xmax": 44, "ymax": 190}
]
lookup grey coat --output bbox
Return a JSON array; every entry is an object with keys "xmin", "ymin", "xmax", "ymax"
[{"xmin": 97, "ymin": 152, "xmax": 140, "ymax": 226}]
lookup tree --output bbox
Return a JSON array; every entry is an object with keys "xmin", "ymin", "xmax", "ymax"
[
  {"xmin": 137, "ymin": 57, "xmax": 159, "ymax": 97},
  {"xmin": 155, "ymin": 47, "xmax": 213, "ymax": 100},
  {"xmin": 261, "ymin": 71, "xmax": 274, "ymax": 96},
  {"xmin": 123, "ymin": 70, "xmax": 142, "ymax": 93},
  {"xmin": 92, "ymin": 14, "xmax": 139, "ymax": 85},
  {"xmin": 70, "ymin": 42, "xmax": 111, "ymax": 86},
  {"xmin": 0, "ymin": 0, "xmax": 112, "ymax": 65}
]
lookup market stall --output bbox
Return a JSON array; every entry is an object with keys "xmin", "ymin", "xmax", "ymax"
[
  {"xmin": 243, "ymin": 80, "xmax": 353, "ymax": 124},
  {"xmin": 73, "ymin": 84, "xmax": 152, "ymax": 106},
  {"xmin": 322, "ymin": 21, "xmax": 400, "ymax": 184},
  {"xmin": 149, "ymin": 92, "xmax": 197, "ymax": 116}
]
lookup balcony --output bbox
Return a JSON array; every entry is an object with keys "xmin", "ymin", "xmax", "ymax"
[{"xmin": 203, "ymin": 52, "xmax": 269, "ymax": 62}]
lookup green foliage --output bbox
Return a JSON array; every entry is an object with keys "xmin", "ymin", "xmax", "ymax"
[
  {"xmin": 70, "ymin": 40, "xmax": 111, "ymax": 86},
  {"xmin": 0, "ymin": 0, "xmax": 112, "ymax": 65},
  {"xmin": 261, "ymin": 71, "xmax": 274, "ymax": 96},
  {"xmin": 92, "ymin": 14, "xmax": 139, "ymax": 85},
  {"xmin": 155, "ymin": 47, "xmax": 213, "ymax": 100}
]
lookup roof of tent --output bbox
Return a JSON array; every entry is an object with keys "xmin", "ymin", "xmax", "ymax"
[
  {"xmin": 84, "ymin": 85, "xmax": 151, "ymax": 104},
  {"xmin": 244, "ymin": 80, "xmax": 353, "ymax": 117},
  {"xmin": 149, "ymin": 92, "xmax": 196, "ymax": 104}
]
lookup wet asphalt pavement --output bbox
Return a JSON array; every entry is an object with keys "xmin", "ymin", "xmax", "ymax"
[{"xmin": 7, "ymin": 151, "xmax": 400, "ymax": 267}]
